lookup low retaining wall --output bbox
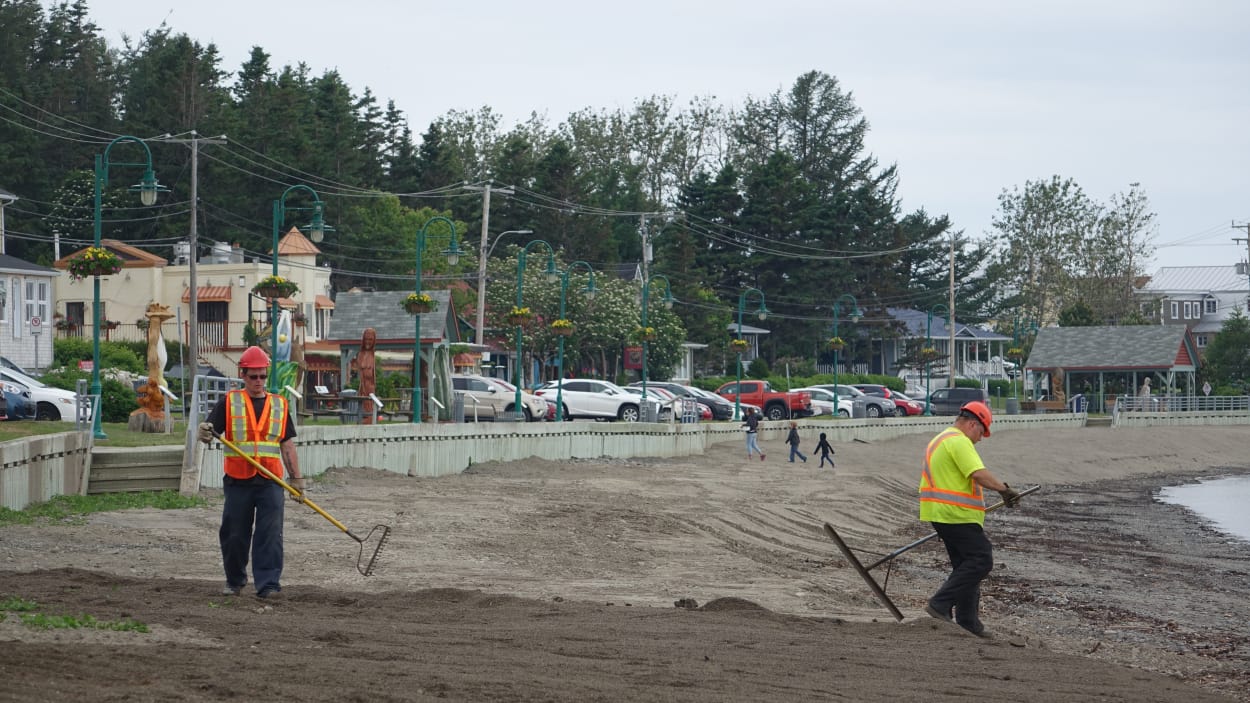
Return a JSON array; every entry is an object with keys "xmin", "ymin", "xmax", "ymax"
[
  {"xmin": 0, "ymin": 412, "xmax": 1118, "ymax": 509},
  {"xmin": 0, "ymin": 432, "xmax": 92, "ymax": 510}
]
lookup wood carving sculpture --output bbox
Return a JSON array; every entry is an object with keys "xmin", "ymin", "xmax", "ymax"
[{"xmin": 128, "ymin": 302, "xmax": 175, "ymax": 432}]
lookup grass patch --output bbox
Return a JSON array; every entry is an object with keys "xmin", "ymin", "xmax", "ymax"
[
  {"xmin": 1, "ymin": 596, "xmax": 39, "ymax": 612},
  {"xmin": 0, "ymin": 490, "xmax": 207, "ymax": 526},
  {"xmin": 19, "ymin": 612, "xmax": 149, "ymax": 633}
]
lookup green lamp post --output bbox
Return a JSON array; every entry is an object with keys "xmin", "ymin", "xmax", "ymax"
[
  {"xmin": 554, "ymin": 261, "xmax": 596, "ymax": 421},
  {"xmin": 270, "ymin": 185, "xmax": 327, "ymax": 391},
  {"xmin": 513, "ymin": 240, "xmax": 557, "ymax": 416},
  {"xmin": 639, "ymin": 274, "xmax": 674, "ymax": 408},
  {"xmin": 830, "ymin": 294, "xmax": 862, "ymax": 417},
  {"xmin": 91, "ymin": 136, "xmax": 164, "ymax": 439},
  {"xmin": 924, "ymin": 303, "xmax": 950, "ymax": 416},
  {"xmin": 411, "ymin": 216, "xmax": 462, "ymax": 423},
  {"xmin": 733, "ymin": 288, "xmax": 768, "ymax": 422}
]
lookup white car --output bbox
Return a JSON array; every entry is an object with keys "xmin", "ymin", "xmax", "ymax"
[
  {"xmin": 794, "ymin": 387, "xmax": 854, "ymax": 418},
  {"xmin": 620, "ymin": 386, "xmax": 676, "ymax": 421},
  {"xmin": 0, "ymin": 368, "xmax": 83, "ymax": 421},
  {"xmin": 451, "ymin": 374, "xmax": 547, "ymax": 421},
  {"xmin": 535, "ymin": 379, "xmax": 659, "ymax": 422}
]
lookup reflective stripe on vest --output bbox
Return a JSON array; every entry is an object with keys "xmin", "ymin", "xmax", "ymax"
[
  {"xmin": 919, "ymin": 428, "xmax": 985, "ymax": 511},
  {"xmin": 223, "ymin": 390, "xmax": 287, "ymax": 480}
]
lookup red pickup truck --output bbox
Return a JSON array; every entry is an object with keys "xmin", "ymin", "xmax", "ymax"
[{"xmin": 715, "ymin": 380, "xmax": 813, "ymax": 421}]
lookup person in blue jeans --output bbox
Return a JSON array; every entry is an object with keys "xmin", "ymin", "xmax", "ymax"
[
  {"xmin": 742, "ymin": 407, "xmax": 764, "ymax": 461},
  {"xmin": 785, "ymin": 421, "xmax": 807, "ymax": 463}
]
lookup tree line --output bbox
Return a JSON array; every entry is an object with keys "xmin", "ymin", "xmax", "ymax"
[{"xmin": 1, "ymin": 0, "xmax": 1161, "ymax": 381}]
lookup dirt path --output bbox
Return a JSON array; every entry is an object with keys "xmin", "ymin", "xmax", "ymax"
[{"xmin": 2, "ymin": 425, "xmax": 1248, "ymax": 701}]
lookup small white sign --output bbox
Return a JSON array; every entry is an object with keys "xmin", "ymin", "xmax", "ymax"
[
  {"xmin": 1202, "ymin": 382, "xmax": 1212, "ymax": 396},
  {"xmin": 30, "ymin": 316, "xmax": 41, "ymax": 328}
]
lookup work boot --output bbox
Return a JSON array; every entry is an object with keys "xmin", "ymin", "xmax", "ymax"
[
  {"xmin": 256, "ymin": 587, "xmax": 283, "ymax": 601},
  {"xmin": 925, "ymin": 603, "xmax": 952, "ymax": 622}
]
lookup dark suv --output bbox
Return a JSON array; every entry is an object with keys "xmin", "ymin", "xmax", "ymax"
[{"xmin": 926, "ymin": 387, "xmax": 989, "ymax": 415}]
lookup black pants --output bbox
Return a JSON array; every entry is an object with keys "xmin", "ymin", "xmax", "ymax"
[{"xmin": 929, "ymin": 521, "xmax": 993, "ymax": 634}]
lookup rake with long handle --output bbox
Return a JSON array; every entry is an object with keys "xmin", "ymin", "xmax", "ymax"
[
  {"xmin": 824, "ymin": 484, "xmax": 1040, "ymax": 620},
  {"xmin": 214, "ymin": 432, "xmax": 390, "ymax": 576}
]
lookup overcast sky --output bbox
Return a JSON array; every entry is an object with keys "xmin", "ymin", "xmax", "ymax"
[{"xmin": 68, "ymin": 0, "xmax": 1250, "ymax": 272}]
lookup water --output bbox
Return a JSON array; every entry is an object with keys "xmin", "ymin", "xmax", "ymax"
[{"xmin": 1157, "ymin": 475, "xmax": 1250, "ymax": 543}]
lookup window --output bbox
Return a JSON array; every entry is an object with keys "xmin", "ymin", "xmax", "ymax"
[
  {"xmin": 1170, "ymin": 301, "xmax": 1179, "ymax": 319},
  {"xmin": 1196, "ymin": 335, "xmax": 1209, "ymax": 348},
  {"xmin": 1183, "ymin": 302, "xmax": 1194, "ymax": 319},
  {"xmin": 1205, "ymin": 299, "xmax": 1217, "ymax": 315},
  {"xmin": 24, "ymin": 280, "xmax": 48, "ymax": 324},
  {"xmin": 0, "ymin": 277, "xmax": 6, "ymax": 322}
]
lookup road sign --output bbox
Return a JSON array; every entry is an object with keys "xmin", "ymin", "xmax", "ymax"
[{"xmin": 30, "ymin": 316, "xmax": 41, "ymax": 328}]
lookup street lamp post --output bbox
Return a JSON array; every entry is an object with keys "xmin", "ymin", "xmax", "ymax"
[
  {"xmin": 91, "ymin": 136, "xmax": 163, "ymax": 439},
  {"xmin": 412, "ymin": 216, "xmax": 463, "ymax": 424},
  {"xmin": 733, "ymin": 288, "xmax": 768, "ymax": 421},
  {"xmin": 554, "ymin": 261, "xmax": 596, "ymax": 421},
  {"xmin": 831, "ymin": 294, "xmax": 862, "ymax": 417},
  {"xmin": 639, "ymin": 275, "xmax": 674, "ymax": 407},
  {"xmin": 513, "ymin": 240, "xmax": 557, "ymax": 416},
  {"xmin": 476, "ymin": 229, "xmax": 532, "ymax": 346},
  {"xmin": 270, "ymin": 185, "xmax": 326, "ymax": 389},
  {"xmin": 924, "ymin": 304, "xmax": 950, "ymax": 416}
]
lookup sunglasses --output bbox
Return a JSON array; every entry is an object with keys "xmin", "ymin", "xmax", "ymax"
[{"xmin": 246, "ymin": 373, "xmax": 268, "ymax": 380}]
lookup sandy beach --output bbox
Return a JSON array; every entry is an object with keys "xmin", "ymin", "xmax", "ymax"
[{"xmin": 1, "ymin": 424, "xmax": 1248, "ymax": 701}]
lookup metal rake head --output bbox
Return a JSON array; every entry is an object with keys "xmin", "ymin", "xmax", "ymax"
[{"xmin": 355, "ymin": 524, "xmax": 391, "ymax": 577}]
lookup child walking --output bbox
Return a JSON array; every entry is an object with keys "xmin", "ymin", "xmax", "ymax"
[
  {"xmin": 785, "ymin": 421, "xmax": 807, "ymax": 463},
  {"xmin": 814, "ymin": 432, "xmax": 835, "ymax": 469}
]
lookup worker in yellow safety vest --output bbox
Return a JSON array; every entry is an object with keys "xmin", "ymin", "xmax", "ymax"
[{"xmin": 919, "ymin": 400, "xmax": 1020, "ymax": 637}]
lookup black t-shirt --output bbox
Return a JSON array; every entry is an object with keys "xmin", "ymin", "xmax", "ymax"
[{"xmin": 208, "ymin": 392, "xmax": 297, "ymax": 442}]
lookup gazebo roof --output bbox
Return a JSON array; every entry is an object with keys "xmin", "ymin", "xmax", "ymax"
[{"xmin": 1026, "ymin": 325, "xmax": 1197, "ymax": 373}]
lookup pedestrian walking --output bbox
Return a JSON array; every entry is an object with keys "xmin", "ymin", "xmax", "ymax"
[
  {"xmin": 785, "ymin": 421, "xmax": 807, "ymax": 463},
  {"xmin": 814, "ymin": 432, "xmax": 835, "ymax": 469},
  {"xmin": 742, "ymin": 407, "xmax": 764, "ymax": 461}
]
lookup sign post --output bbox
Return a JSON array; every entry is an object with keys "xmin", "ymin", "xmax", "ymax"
[{"xmin": 30, "ymin": 316, "xmax": 42, "ymax": 370}]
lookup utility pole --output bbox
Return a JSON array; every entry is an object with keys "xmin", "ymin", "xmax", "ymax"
[
  {"xmin": 464, "ymin": 182, "xmax": 514, "ymax": 346},
  {"xmin": 1234, "ymin": 221, "xmax": 1250, "ymax": 310},
  {"xmin": 157, "ymin": 132, "xmax": 226, "ymax": 384},
  {"xmin": 948, "ymin": 230, "xmax": 956, "ymax": 388}
]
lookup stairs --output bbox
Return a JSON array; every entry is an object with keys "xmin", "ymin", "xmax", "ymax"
[
  {"xmin": 88, "ymin": 446, "xmax": 183, "ymax": 494},
  {"xmin": 1085, "ymin": 416, "xmax": 1113, "ymax": 428}
]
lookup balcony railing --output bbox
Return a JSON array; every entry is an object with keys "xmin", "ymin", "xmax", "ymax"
[{"xmin": 53, "ymin": 320, "xmax": 284, "ymax": 351}]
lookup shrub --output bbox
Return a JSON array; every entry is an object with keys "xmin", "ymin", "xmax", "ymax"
[{"xmin": 747, "ymin": 356, "xmax": 770, "ymax": 378}]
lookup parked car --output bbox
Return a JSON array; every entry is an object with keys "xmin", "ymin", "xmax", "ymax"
[
  {"xmin": 628, "ymin": 382, "xmax": 734, "ymax": 421},
  {"xmin": 853, "ymin": 384, "xmax": 923, "ymax": 416},
  {"xmin": 534, "ymin": 379, "xmax": 659, "ymax": 422},
  {"xmin": 1, "ymin": 382, "xmax": 32, "ymax": 420},
  {"xmin": 793, "ymin": 387, "xmax": 854, "ymax": 418},
  {"xmin": 926, "ymin": 387, "xmax": 990, "ymax": 415},
  {"xmin": 0, "ymin": 368, "xmax": 81, "ymax": 421},
  {"xmin": 620, "ymin": 386, "xmax": 676, "ymax": 421},
  {"xmin": 451, "ymin": 374, "xmax": 547, "ymax": 421},
  {"xmin": 889, "ymin": 390, "xmax": 927, "ymax": 416},
  {"xmin": 809, "ymin": 384, "xmax": 896, "ymax": 418}
]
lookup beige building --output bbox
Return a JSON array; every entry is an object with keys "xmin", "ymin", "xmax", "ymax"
[{"xmin": 51, "ymin": 228, "xmax": 334, "ymax": 373}]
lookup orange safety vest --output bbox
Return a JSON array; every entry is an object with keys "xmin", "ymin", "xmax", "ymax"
[
  {"xmin": 223, "ymin": 390, "xmax": 288, "ymax": 480},
  {"xmin": 919, "ymin": 427, "xmax": 985, "ymax": 523}
]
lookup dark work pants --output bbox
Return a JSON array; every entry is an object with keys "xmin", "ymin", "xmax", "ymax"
[
  {"xmin": 220, "ymin": 475, "xmax": 285, "ymax": 594},
  {"xmin": 929, "ymin": 521, "xmax": 993, "ymax": 634}
]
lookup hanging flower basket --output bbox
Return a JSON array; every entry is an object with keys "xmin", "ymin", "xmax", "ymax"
[
  {"xmin": 253, "ymin": 275, "xmax": 298, "ymax": 299},
  {"xmin": 633, "ymin": 326, "xmax": 658, "ymax": 343},
  {"xmin": 66, "ymin": 247, "xmax": 123, "ymax": 281},
  {"xmin": 827, "ymin": 336, "xmax": 846, "ymax": 351},
  {"xmin": 401, "ymin": 293, "xmax": 435, "ymax": 315},
  {"xmin": 102, "ymin": 320, "xmax": 120, "ymax": 331},
  {"xmin": 507, "ymin": 306, "xmax": 533, "ymax": 326},
  {"xmin": 918, "ymin": 347, "xmax": 943, "ymax": 363},
  {"xmin": 551, "ymin": 319, "xmax": 575, "ymax": 337},
  {"xmin": 729, "ymin": 338, "xmax": 750, "ymax": 353},
  {"xmin": 55, "ymin": 319, "xmax": 75, "ymax": 331},
  {"xmin": 291, "ymin": 311, "xmax": 308, "ymax": 327},
  {"xmin": 1007, "ymin": 347, "xmax": 1025, "ymax": 359},
  {"xmin": 136, "ymin": 318, "xmax": 151, "ymax": 332}
]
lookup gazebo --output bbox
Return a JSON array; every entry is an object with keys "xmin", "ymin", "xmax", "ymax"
[{"xmin": 1024, "ymin": 325, "xmax": 1200, "ymax": 413}]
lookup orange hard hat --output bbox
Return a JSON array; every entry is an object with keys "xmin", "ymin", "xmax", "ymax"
[
  {"xmin": 239, "ymin": 346, "xmax": 271, "ymax": 369},
  {"xmin": 960, "ymin": 400, "xmax": 992, "ymax": 437}
]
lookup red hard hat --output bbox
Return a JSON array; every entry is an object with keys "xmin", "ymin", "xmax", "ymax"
[
  {"xmin": 239, "ymin": 346, "xmax": 271, "ymax": 369},
  {"xmin": 960, "ymin": 400, "xmax": 992, "ymax": 437}
]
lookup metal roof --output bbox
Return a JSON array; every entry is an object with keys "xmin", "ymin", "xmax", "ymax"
[
  {"xmin": 1141, "ymin": 266, "xmax": 1248, "ymax": 294},
  {"xmin": 1026, "ymin": 325, "xmax": 1196, "ymax": 372}
]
